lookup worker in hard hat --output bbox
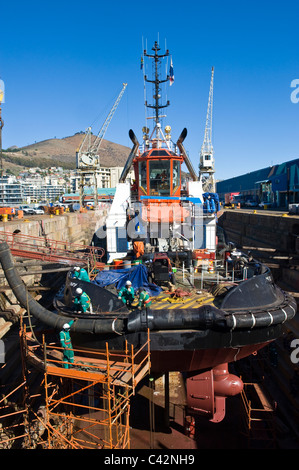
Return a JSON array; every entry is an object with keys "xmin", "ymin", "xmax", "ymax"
[
  {"xmin": 59, "ymin": 319, "xmax": 77, "ymax": 369},
  {"xmin": 118, "ymin": 280, "xmax": 135, "ymax": 307},
  {"xmin": 73, "ymin": 266, "xmax": 90, "ymax": 282},
  {"xmin": 73, "ymin": 287, "xmax": 93, "ymax": 313},
  {"xmin": 138, "ymin": 287, "xmax": 152, "ymax": 309}
]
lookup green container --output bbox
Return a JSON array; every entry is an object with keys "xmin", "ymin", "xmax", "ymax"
[{"xmin": 132, "ymin": 259, "xmax": 142, "ymax": 265}]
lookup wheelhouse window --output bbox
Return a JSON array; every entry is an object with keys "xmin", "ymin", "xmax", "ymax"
[
  {"xmin": 139, "ymin": 161, "xmax": 147, "ymax": 194},
  {"xmin": 172, "ymin": 160, "xmax": 180, "ymax": 193},
  {"xmin": 149, "ymin": 161, "xmax": 171, "ymax": 196}
]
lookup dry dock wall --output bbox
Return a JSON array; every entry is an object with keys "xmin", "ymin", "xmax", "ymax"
[
  {"xmin": 0, "ymin": 209, "xmax": 108, "ymax": 246},
  {"xmin": 219, "ymin": 209, "xmax": 299, "ymax": 291},
  {"xmin": 0, "ymin": 208, "xmax": 109, "ymax": 316},
  {"xmin": 218, "ymin": 210, "xmax": 299, "ymax": 253}
]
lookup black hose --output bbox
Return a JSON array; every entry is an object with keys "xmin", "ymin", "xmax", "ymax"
[{"xmin": 0, "ymin": 242, "xmax": 125, "ymax": 334}]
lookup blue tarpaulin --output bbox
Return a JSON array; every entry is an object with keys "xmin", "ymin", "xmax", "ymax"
[{"xmin": 93, "ymin": 264, "xmax": 162, "ymax": 296}]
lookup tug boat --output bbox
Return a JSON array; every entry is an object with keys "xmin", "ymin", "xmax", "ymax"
[{"xmin": 0, "ymin": 42, "xmax": 296, "ymax": 422}]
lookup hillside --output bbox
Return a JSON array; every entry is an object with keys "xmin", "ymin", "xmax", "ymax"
[{"xmin": 2, "ymin": 133, "xmax": 131, "ymax": 172}]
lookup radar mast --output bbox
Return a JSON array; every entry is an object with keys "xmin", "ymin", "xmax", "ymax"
[{"xmin": 143, "ymin": 41, "xmax": 170, "ymax": 142}]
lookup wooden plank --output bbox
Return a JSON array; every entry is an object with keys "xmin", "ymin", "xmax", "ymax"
[
  {"xmin": 133, "ymin": 363, "xmax": 150, "ymax": 386},
  {"xmin": 46, "ymin": 364, "xmax": 107, "ymax": 382},
  {"xmin": 252, "ymin": 383, "xmax": 273, "ymax": 411}
]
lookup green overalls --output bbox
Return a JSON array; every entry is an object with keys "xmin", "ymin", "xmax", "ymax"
[
  {"xmin": 59, "ymin": 320, "xmax": 74, "ymax": 369},
  {"xmin": 118, "ymin": 286, "xmax": 135, "ymax": 307},
  {"xmin": 74, "ymin": 268, "xmax": 90, "ymax": 282},
  {"xmin": 74, "ymin": 292, "xmax": 93, "ymax": 313},
  {"xmin": 138, "ymin": 290, "xmax": 152, "ymax": 308}
]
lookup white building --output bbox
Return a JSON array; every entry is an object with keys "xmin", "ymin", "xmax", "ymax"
[
  {"xmin": 0, "ymin": 176, "xmax": 23, "ymax": 206},
  {"xmin": 0, "ymin": 174, "xmax": 67, "ymax": 205},
  {"xmin": 0, "ymin": 164, "xmax": 133, "ymax": 206},
  {"xmin": 70, "ymin": 166, "xmax": 134, "ymax": 193}
]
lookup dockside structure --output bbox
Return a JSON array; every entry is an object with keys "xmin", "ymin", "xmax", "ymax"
[{"xmin": 216, "ymin": 157, "xmax": 299, "ymax": 208}]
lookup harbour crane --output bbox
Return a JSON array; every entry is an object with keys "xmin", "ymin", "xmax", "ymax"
[
  {"xmin": 199, "ymin": 67, "xmax": 215, "ymax": 193},
  {"xmin": 76, "ymin": 83, "xmax": 127, "ymax": 207}
]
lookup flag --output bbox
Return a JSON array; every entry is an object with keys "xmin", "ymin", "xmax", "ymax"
[
  {"xmin": 169, "ymin": 58, "xmax": 174, "ymax": 86},
  {"xmin": 140, "ymin": 56, "xmax": 144, "ymax": 70}
]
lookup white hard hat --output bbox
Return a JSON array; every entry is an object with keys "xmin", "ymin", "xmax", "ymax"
[
  {"xmin": 74, "ymin": 266, "xmax": 80, "ymax": 271},
  {"xmin": 126, "ymin": 280, "xmax": 132, "ymax": 286},
  {"xmin": 76, "ymin": 287, "xmax": 83, "ymax": 295},
  {"xmin": 63, "ymin": 323, "xmax": 70, "ymax": 330}
]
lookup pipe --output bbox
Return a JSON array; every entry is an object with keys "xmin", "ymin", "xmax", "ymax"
[
  {"xmin": 176, "ymin": 128, "xmax": 198, "ymax": 182},
  {"xmin": 119, "ymin": 129, "xmax": 139, "ymax": 183},
  {"xmin": 0, "ymin": 242, "xmax": 124, "ymax": 335}
]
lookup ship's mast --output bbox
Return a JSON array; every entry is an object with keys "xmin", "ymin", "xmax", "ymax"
[{"xmin": 144, "ymin": 41, "xmax": 170, "ymax": 138}]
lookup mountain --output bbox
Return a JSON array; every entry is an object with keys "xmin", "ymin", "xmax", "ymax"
[{"xmin": 2, "ymin": 133, "xmax": 131, "ymax": 172}]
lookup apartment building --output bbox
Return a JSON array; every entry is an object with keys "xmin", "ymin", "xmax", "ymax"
[
  {"xmin": 0, "ymin": 174, "xmax": 66, "ymax": 205},
  {"xmin": 0, "ymin": 176, "xmax": 23, "ymax": 206}
]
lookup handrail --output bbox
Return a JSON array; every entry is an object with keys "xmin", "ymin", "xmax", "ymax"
[
  {"xmin": 0, "ymin": 230, "xmax": 105, "ymax": 265},
  {"xmin": 25, "ymin": 329, "xmax": 151, "ymax": 384}
]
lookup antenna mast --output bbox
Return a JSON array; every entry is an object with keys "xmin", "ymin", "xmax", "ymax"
[
  {"xmin": 199, "ymin": 66, "xmax": 215, "ymax": 192},
  {"xmin": 144, "ymin": 41, "xmax": 170, "ymax": 138}
]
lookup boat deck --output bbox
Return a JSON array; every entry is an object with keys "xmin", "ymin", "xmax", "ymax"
[{"xmin": 141, "ymin": 289, "xmax": 215, "ymax": 311}]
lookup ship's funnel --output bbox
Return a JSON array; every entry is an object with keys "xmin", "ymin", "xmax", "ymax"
[
  {"xmin": 177, "ymin": 127, "xmax": 188, "ymax": 145},
  {"xmin": 129, "ymin": 129, "xmax": 139, "ymax": 146},
  {"xmin": 176, "ymin": 128, "xmax": 198, "ymax": 181},
  {"xmin": 119, "ymin": 129, "xmax": 140, "ymax": 183}
]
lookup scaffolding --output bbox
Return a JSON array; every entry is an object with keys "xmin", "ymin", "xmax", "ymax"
[{"xmin": 0, "ymin": 322, "xmax": 151, "ymax": 449}]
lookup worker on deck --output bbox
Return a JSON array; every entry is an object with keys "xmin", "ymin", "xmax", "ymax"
[
  {"xmin": 73, "ymin": 266, "xmax": 90, "ymax": 282},
  {"xmin": 138, "ymin": 287, "xmax": 152, "ymax": 309},
  {"xmin": 133, "ymin": 240, "xmax": 144, "ymax": 259},
  {"xmin": 118, "ymin": 280, "xmax": 135, "ymax": 307},
  {"xmin": 59, "ymin": 319, "xmax": 77, "ymax": 369},
  {"xmin": 74, "ymin": 287, "xmax": 93, "ymax": 313}
]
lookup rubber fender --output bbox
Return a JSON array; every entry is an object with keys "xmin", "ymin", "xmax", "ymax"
[
  {"xmin": 225, "ymin": 294, "xmax": 297, "ymax": 330},
  {"xmin": 127, "ymin": 304, "xmax": 228, "ymax": 332},
  {"xmin": 0, "ymin": 242, "xmax": 124, "ymax": 334}
]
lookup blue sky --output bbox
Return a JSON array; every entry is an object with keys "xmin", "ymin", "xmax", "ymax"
[{"xmin": 0, "ymin": 0, "xmax": 298, "ymax": 180}]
